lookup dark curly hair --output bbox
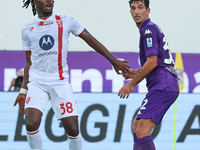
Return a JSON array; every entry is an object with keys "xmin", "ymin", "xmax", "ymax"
[{"xmin": 22, "ymin": 0, "xmax": 36, "ymax": 16}]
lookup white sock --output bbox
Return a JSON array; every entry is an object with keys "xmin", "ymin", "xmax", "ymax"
[
  {"xmin": 26, "ymin": 129, "xmax": 42, "ymax": 150},
  {"xmin": 68, "ymin": 134, "xmax": 82, "ymax": 150}
]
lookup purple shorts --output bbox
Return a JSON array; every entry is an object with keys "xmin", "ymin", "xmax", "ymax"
[{"xmin": 136, "ymin": 90, "xmax": 179, "ymax": 124}]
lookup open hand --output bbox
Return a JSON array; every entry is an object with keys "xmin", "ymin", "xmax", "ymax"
[
  {"xmin": 13, "ymin": 93, "xmax": 26, "ymax": 114},
  {"xmin": 118, "ymin": 82, "xmax": 135, "ymax": 99}
]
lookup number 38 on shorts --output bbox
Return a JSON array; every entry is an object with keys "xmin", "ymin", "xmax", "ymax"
[{"xmin": 60, "ymin": 102, "xmax": 73, "ymax": 115}]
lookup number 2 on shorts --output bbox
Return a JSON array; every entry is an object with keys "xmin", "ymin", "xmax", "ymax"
[
  {"xmin": 60, "ymin": 102, "xmax": 73, "ymax": 115},
  {"xmin": 141, "ymin": 99, "xmax": 148, "ymax": 110}
]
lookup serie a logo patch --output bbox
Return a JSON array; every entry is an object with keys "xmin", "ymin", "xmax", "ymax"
[{"xmin": 147, "ymin": 38, "xmax": 153, "ymax": 47}]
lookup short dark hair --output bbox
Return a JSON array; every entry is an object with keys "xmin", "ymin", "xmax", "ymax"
[
  {"xmin": 22, "ymin": 0, "xmax": 36, "ymax": 16},
  {"xmin": 129, "ymin": 0, "xmax": 150, "ymax": 8}
]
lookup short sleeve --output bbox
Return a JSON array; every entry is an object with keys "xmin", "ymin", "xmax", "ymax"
[
  {"xmin": 142, "ymin": 27, "xmax": 159, "ymax": 57},
  {"xmin": 21, "ymin": 26, "xmax": 31, "ymax": 51},
  {"xmin": 68, "ymin": 17, "xmax": 85, "ymax": 36}
]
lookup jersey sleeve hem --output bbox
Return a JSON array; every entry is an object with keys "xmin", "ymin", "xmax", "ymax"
[{"xmin": 77, "ymin": 28, "xmax": 85, "ymax": 36}]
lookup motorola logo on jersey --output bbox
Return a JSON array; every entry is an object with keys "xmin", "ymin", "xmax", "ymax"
[{"xmin": 39, "ymin": 35, "xmax": 55, "ymax": 50}]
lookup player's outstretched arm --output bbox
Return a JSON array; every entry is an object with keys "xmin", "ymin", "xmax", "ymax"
[
  {"xmin": 14, "ymin": 51, "xmax": 31, "ymax": 114},
  {"xmin": 78, "ymin": 29, "xmax": 130, "ymax": 74}
]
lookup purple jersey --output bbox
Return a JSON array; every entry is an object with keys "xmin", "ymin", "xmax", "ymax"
[{"xmin": 139, "ymin": 19, "xmax": 179, "ymax": 92}]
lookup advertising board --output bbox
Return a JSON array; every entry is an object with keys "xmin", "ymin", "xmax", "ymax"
[{"xmin": 0, "ymin": 92, "xmax": 199, "ymax": 150}]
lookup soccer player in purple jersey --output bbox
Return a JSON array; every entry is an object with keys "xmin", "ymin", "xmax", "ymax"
[{"xmin": 118, "ymin": 0, "xmax": 179, "ymax": 149}]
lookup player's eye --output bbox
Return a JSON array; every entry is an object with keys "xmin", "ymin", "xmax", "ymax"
[
  {"xmin": 131, "ymin": 7, "xmax": 136, "ymax": 10},
  {"xmin": 138, "ymin": 5, "xmax": 145, "ymax": 9}
]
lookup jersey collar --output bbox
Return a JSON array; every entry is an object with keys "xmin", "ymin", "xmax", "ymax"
[{"xmin": 140, "ymin": 18, "xmax": 151, "ymax": 31}]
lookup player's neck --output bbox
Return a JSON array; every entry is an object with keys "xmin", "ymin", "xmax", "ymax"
[
  {"xmin": 136, "ymin": 23, "xmax": 143, "ymax": 29},
  {"xmin": 38, "ymin": 12, "xmax": 53, "ymax": 19},
  {"xmin": 137, "ymin": 17, "xmax": 149, "ymax": 29}
]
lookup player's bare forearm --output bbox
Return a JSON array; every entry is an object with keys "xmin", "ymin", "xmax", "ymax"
[
  {"xmin": 129, "ymin": 56, "xmax": 157, "ymax": 87},
  {"xmin": 122, "ymin": 68, "xmax": 141, "ymax": 79},
  {"xmin": 79, "ymin": 29, "xmax": 115, "ymax": 60},
  {"xmin": 13, "ymin": 51, "xmax": 31, "ymax": 114},
  {"xmin": 118, "ymin": 56, "xmax": 157, "ymax": 99},
  {"xmin": 79, "ymin": 29, "xmax": 130, "ymax": 74},
  {"xmin": 21, "ymin": 63, "xmax": 30, "ymax": 89},
  {"xmin": 21, "ymin": 51, "xmax": 31, "ymax": 89},
  {"xmin": 13, "ymin": 62, "xmax": 29, "ymax": 114}
]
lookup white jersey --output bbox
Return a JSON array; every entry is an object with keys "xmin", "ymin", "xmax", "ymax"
[{"xmin": 22, "ymin": 14, "xmax": 84, "ymax": 81}]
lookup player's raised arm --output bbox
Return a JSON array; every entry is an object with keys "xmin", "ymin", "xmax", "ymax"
[{"xmin": 78, "ymin": 29, "xmax": 130, "ymax": 74}]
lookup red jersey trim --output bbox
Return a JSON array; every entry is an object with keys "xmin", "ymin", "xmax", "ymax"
[
  {"xmin": 78, "ymin": 28, "xmax": 85, "ymax": 36},
  {"xmin": 55, "ymin": 15, "xmax": 64, "ymax": 80},
  {"xmin": 41, "ymin": 17, "xmax": 49, "ymax": 20}
]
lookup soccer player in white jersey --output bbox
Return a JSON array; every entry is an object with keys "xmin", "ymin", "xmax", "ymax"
[{"xmin": 14, "ymin": 0, "xmax": 130, "ymax": 150}]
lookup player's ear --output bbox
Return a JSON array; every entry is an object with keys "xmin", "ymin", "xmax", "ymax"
[{"xmin": 146, "ymin": 8, "xmax": 150, "ymax": 15}]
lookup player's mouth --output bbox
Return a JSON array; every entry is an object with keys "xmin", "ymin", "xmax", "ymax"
[
  {"xmin": 134, "ymin": 15, "xmax": 140, "ymax": 19},
  {"xmin": 46, "ymin": 3, "xmax": 53, "ymax": 11}
]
